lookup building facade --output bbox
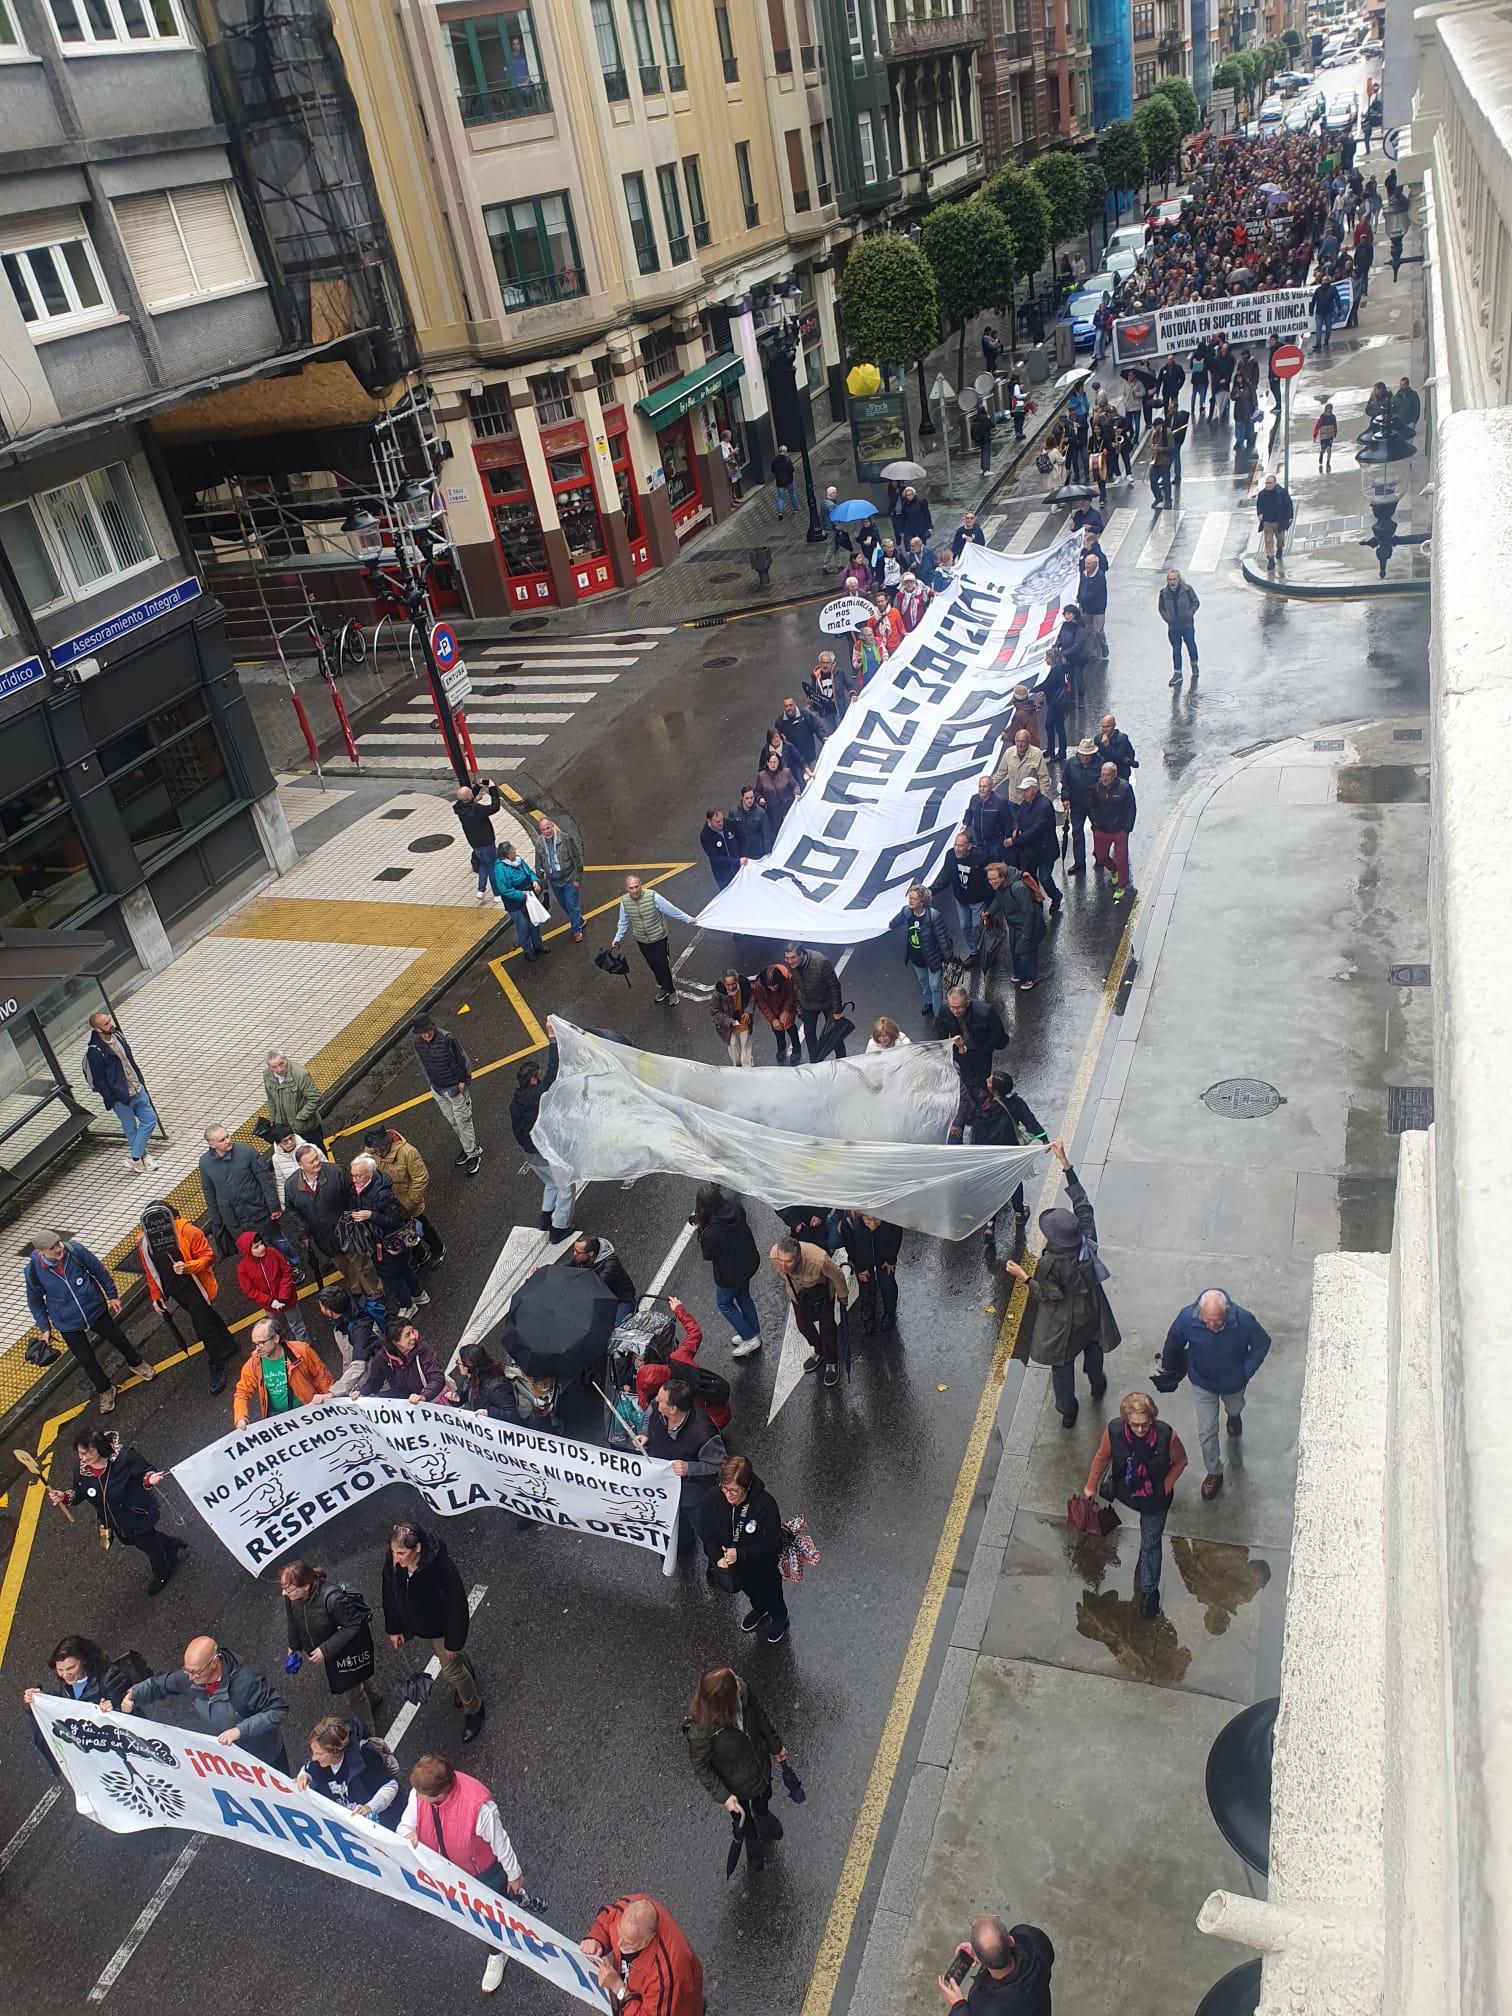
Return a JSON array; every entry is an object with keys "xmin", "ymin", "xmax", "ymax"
[
  {"xmin": 1133, "ymin": 0, "xmax": 1193, "ymax": 101},
  {"xmin": 882, "ymin": 0, "xmax": 987, "ymax": 213}
]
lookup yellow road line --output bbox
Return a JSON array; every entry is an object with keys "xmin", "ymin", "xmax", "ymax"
[
  {"xmin": 799, "ymin": 820, "xmax": 1164, "ymax": 2016},
  {"xmin": 489, "ymin": 961, "xmax": 547, "ymax": 1050}
]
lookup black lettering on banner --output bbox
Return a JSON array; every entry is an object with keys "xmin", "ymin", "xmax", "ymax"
[
  {"xmin": 913, "ymin": 717, "xmax": 1002, "ymax": 776},
  {"xmin": 904, "ymin": 642, "xmax": 972, "ymax": 685},
  {"xmin": 761, "ymin": 833, "xmax": 860, "ymax": 900},
  {"xmin": 945, "ymin": 684, "xmax": 1021, "ymax": 725},
  {"xmin": 845, "ymin": 825, "xmax": 961, "ymax": 909},
  {"xmin": 852, "ymin": 710, "xmax": 918, "ymax": 751},
  {"xmin": 822, "ymin": 808, "xmax": 857, "ymax": 840}
]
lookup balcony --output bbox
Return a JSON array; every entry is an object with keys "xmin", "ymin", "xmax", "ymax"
[
  {"xmin": 1159, "ymin": 27, "xmax": 1183, "ymax": 51},
  {"xmin": 723, "ymin": 55, "xmax": 739, "ymax": 81},
  {"xmin": 693, "ymin": 218, "xmax": 711, "ymax": 246},
  {"xmin": 887, "ymin": 2, "xmax": 986, "ymax": 57},
  {"xmin": 668, "ymin": 234, "xmax": 691, "ymax": 263},
  {"xmin": 501, "ymin": 266, "xmax": 586, "ymax": 311},
  {"xmin": 634, "ymin": 242, "xmax": 660, "ymax": 274},
  {"xmin": 603, "ymin": 68, "xmax": 630, "ymax": 100},
  {"xmin": 457, "ymin": 79, "xmax": 551, "ymax": 125},
  {"xmin": 640, "ymin": 62, "xmax": 662, "ymax": 92},
  {"xmin": 668, "ymin": 62, "xmax": 686, "ymax": 87}
]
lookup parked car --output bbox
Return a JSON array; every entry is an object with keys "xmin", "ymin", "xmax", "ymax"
[{"xmin": 1062, "ymin": 274, "xmax": 1116, "ymax": 348}]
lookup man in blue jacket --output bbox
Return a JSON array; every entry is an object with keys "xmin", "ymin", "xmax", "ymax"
[
  {"xmin": 82, "ymin": 1011, "xmax": 159, "ymax": 1174},
  {"xmin": 24, "ymin": 1231, "xmax": 155, "ymax": 1412},
  {"xmin": 1159, "ymin": 1288, "xmax": 1272, "ymax": 1500},
  {"xmin": 888, "ymin": 885, "xmax": 955, "ymax": 1021}
]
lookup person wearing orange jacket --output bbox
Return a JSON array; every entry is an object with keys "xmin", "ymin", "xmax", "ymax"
[
  {"xmin": 579, "ymin": 1895, "xmax": 704, "ymax": 2016},
  {"xmin": 233, "ymin": 1316, "xmax": 333, "ymax": 1425},
  {"xmin": 137, "ymin": 1200, "xmax": 240, "ymax": 1396}
]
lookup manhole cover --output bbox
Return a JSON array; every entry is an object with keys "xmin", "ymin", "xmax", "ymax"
[
  {"xmin": 1388, "ymin": 963, "xmax": 1430, "ymax": 986},
  {"xmin": 708, "ymin": 572, "xmax": 740, "ymax": 584},
  {"xmin": 407, "ymin": 833, "xmax": 454, "ymax": 854},
  {"xmin": 1392, "ymin": 727, "xmax": 1424, "ymax": 741},
  {"xmin": 510, "ymin": 616, "xmax": 550, "ymax": 631},
  {"xmin": 379, "ymin": 807, "xmax": 415, "ymax": 820},
  {"xmin": 1387, "ymin": 1086, "xmax": 1435, "ymax": 1133},
  {"xmin": 1202, "ymin": 1078, "xmax": 1285, "ymax": 1119},
  {"xmin": 374, "ymin": 866, "xmax": 412, "ymax": 881},
  {"xmin": 706, "ymin": 655, "xmax": 738, "ymax": 667},
  {"xmin": 1313, "ymin": 738, "xmax": 1344, "ymax": 751}
]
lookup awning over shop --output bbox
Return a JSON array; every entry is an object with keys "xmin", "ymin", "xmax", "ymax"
[
  {"xmin": 634, "ymin": 353, "xmax": 745, "ymax": 431},
  {"xmin": 0, "ymin": 927, "xmax": 110, "ymax": 1024}
]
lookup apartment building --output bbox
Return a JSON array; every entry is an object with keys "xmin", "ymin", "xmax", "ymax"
[
  {"xmin": 1133, "ymin": 0, "xmax": 1192, "ymax": 100},
  {"xmin": 881, "ymin": 0, "xmax": 986, "ymax": 209}
]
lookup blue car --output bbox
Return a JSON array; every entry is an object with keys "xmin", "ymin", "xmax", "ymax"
[{"xmin": 1063, "ymin": 272, "xmax": 1116, "ymax": 349}]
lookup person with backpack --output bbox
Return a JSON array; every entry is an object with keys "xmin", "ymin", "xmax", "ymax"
[
  {"xmin": 280, "ymin": 1559, "xmax": 383, "ymax": 1728},
  {"xmin": 298, "ymin": 1715, "xmax": 401, "ymax": 1828},
  {"xmin": 24, "ymin": 1229, "xmax": 156, "ymax": 1414},
  {"xmin": 692, "ymin": 1182, "xmax": 764, "ymax": 1358},
  {"xmin": 634, "ymin": 1298, "xmax": 732, "ymax": 1429},
  {"xmin": 981, "ymin": 859, "xmax": 1047, "ymax": 992}
]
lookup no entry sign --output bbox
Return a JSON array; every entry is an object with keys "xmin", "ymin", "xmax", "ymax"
[{"xmin": 1271, "ymin": 343, "xmax": 1305, "ymax": 380}]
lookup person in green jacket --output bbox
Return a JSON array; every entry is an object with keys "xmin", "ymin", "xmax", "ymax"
[
  {"xmin": 683, "ymin": 1666, "xmax": 788, "ymax": 1874},
  {"xmin": 263, "ymin": 1052, "xmax": 326, "ymax": 1154}
]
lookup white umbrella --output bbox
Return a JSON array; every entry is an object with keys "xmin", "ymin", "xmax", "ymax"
[{"xmin": 1056, "ymin": 365, "xmax": 1093, "ymax": 388}]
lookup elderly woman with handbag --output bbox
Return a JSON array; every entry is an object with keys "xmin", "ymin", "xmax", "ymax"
[
  {"xmin": 1082, "ymin": 1392, "xmax": 1188, "ymax": 1619},
  {"xmin": 684, "ymin": 1665, "xmax": 788, "ymax": 1876},
  {"xmin": 280, "ymin": 1558, "xmax": 383, "ymax": 1728}
]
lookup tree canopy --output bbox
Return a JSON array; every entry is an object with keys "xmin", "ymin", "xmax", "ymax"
[
  {"xmin": 1098, "ymin": 120, "xmax": 1148, "ymax": 203},
  {"xmin": 983, "ymin": 165, "xmax": 1053, "ymax": 281},
  {"xmin": 838, "ymin": 234, "xmax": 939, "ymax": 369},
  {"xmin": 920, "ymin": 199, "xmax": 1017, "ymax": 376},
  {"xmin": 1134, "ymin": 94, "xmax": 1181, "ymax": 188},
  {"xmin": 1029, "ymin": 150, "xmax": 1090, "ymax": 252},
  {"xmin": 1151, "ymin": 74, "xmax": 1200, "ymax": 139}
]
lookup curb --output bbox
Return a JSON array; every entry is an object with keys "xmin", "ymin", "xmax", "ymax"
[{"xmin": 1239, "ymin": 552, "xmax": 1429, "ymax": 598}]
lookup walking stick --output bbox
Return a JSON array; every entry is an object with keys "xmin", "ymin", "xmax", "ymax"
[{"xmin": 13, "ymin": 1449, "xmax": 73, "ymax": 1522}]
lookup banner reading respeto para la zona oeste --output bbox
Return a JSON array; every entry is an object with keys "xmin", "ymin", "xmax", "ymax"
[
  {"xmin": 30, "ymin": 1698, "xmax": 610, "ymax": 2010},
  {"xmin": 171, "ymin": 1396, "xmax": 681, "ymax": 1576}
]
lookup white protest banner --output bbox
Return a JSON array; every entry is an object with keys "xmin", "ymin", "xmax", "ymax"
[
  {"xmin": 819, "ymin": 594, "xmax": 882, "ymax": 634},
  {"xmin": 172, "ymin": 1396, "xmax": 681, "ymax": 1576},
  {"xmin": 31, "ymin": 1698, "xmax": 610, "ymax": 2010},
  {"xmin": 700, "ymin": 537, "xmax": 1080, "ymax": 943},
  {"xmin": 1110, "ymin": 281, "xmax": 1352, "ymax": 367}
]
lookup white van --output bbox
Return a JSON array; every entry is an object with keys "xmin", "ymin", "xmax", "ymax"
[{"xmin": 1106, "ymin": 224, "xmax": 1148, "ymax": 265}]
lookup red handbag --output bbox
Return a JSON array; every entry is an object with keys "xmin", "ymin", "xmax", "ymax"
[{"xmin": 1067, "ymin": 1493, "xmax": 1119, "ymax": 1536}]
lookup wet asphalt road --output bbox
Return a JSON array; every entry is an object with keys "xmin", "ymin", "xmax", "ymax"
[{"xmin": 0, "ymin": 407, "xmax": 1429, "ymax": 2016}]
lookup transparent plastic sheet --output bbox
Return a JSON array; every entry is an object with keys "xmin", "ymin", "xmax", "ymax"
[{"xmin": 534, "ymin": 1022, "xmax": 1046, "ymax": 1241}]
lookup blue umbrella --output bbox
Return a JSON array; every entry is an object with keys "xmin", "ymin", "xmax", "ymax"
[{"xmin": 828, "ymin": 499, "xmax": 878, "ymax": 525}]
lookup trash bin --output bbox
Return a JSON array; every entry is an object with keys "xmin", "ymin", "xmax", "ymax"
[{"xmin": 749, "ymin": 546, "xmax": 773, "ymax": 586}]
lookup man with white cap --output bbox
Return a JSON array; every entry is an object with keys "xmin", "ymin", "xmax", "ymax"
[{"xmin": 1003, "ymin": 775, "xmax": 1062, "ymax": 917}]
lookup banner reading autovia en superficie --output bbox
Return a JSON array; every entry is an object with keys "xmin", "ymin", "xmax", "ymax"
[
  {"xmin": 172, "ymin": 1396, "xmax": 681, "ymax": 1576},
  {"xmin": 30, "ymin": 1698, "xmax": 610, "ymax": 2009}
]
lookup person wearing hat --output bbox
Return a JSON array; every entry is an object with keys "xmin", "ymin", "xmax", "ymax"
[
  {"xmin": 1061, "ymin": 738, "xmax": 1104, "ymax": 876},
  {"xmin": 1003, "ymin": 775, "xmax": 1062, "ymax": 920},
  {"xmin": 1005, "ymin": 683, "xmax": 1043, "ymax": 747},
  {"xmin": 896, "ymin": 572, "xmax": 929, "ymax": 633},
  {"xmin": 1003, "ymin": 1140, "xmax": 1120, "ymax": 1427},
  {"xmin": 362, "ymin": 1123, "xmax": 446, "ymax": 1269}
]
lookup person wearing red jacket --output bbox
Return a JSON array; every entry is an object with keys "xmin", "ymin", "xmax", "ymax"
[
  {"xmin": 634, "ymin": 1300, "xmax": 731, "ymax": 1431},
  {"xmin": 234, "ymin": 1229, "xmax": 308, "ymax": 1339},
  {"xmin": 579, "ymin": 1895, "xmax": 703, "ymax": 2016}
]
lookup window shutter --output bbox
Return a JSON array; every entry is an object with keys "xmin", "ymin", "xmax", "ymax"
[
  {"xmin": 0, "ymin": 208, "xmax": 87, "ymax": 256},
  {"xmin": 114, "ymin": 191, "xmax": 194, "ymax": 308},
  {"xmin": 172, "ymin": 184, "xmax": 254, "ymax": 294}
]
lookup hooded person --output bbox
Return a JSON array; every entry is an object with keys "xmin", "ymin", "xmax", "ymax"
[
  {"xmin": 317, "ymin": 1285, "xmax": 384, "ymax": 1396},
  {"xmin": 692, "ymin": 1182, "xmax": 764, "ymax": 1358},
  {"xmin": 234, "ymin": 1229, "xmax": 308, "ymax": 1339},
  {"xmin": 137, "ymin": 1200, "xmax": 240, "ymax": 1395},
  {"xmin": 1004, "ymin": 1142, "xmax": 1119, "ymax": 1426}
]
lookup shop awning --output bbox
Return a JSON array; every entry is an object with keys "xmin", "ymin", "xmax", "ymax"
[
  {"xmin": 0, "ymin": 927, "xmax": 110, "ymax": 1023},
  {"xmin": 634, "ymin": 353, "xmax": 745, "ymax": 430}
]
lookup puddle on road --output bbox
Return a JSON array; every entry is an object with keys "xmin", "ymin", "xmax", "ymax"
[
  {"xmin": 1335, "ymin": 764, "xmax": 1431, "ymax": 804},
  {"xmin": 1169, "ymin": 1537, "xmax": 1272, "ymax": 1636}
]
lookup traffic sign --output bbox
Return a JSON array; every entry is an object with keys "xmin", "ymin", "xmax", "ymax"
[
  {"xmin": 442, "ymin": 661, "xmax": 472, "ymax": 710},
  {"xmin": 929, "ymin": 373, "xmax": 954, "ymax": 403},
  {"xmin": 429, "ymin": 622, "xmax": 460, "ymax": 671},
  {"xmin": 1271, "ymin": 343, "xmax": 1305, "ymax": 380}
]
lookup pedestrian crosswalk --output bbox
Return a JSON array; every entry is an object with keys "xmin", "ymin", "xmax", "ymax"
[
  {"xmin": 353, "ymin": 634, "xmax": 671, "ymax": 777},
  {"xmin": 990, "ymin": 497, "xmax": 1243, "ymax": 580},
  {"xmin": 1135, "ymin": 509, "xmax": 1183, "ymax": 571}
]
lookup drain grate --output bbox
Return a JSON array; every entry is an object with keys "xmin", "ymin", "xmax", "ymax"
[
  {"xmin": 380, "ymin": 807, "xmax": 416, "ymax": 820},
  {"xmin": 1202, "ymin": 1078, "xmax": 1285, "ymax": 1119},
  {"xmin": 407, "ymin": 833, "xmax": 454, "ymax": 854},
  {"xmin": 374, "ymin": 866, "xmax": 412, "ymax": 882},
  {"xmin": 1231, "ymin": 737, "xmax": 1281, "ymax": 759},
  {"xmin": 1388, "ymin": 963, "xmax": 1431, "ymax": 986},
  {"xmin": 1392, "ymin": 727, "xmax": 1424, "ymax": 741},
  {"xmin": 1387, "ymin": 1086, "xmax": 1435, "ymax": 1133},
  {"xmin": 1314, "ymin": 738, "xmax": 1345, "ymax": 751},
  {"xmin": 706, "ymin": 655, "xmax": 738, "ymax": 668},
  {"xmin": 691, "ymin": 615, "xmax": 727, "ymax": 628}
]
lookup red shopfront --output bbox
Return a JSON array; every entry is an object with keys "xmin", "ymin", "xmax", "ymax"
[{"xmin": 473, "ymin": 417, "xmax": 620, "ymax": 608}]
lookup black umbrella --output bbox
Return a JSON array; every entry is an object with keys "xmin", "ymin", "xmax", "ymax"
[
  {"xmin": 1044, "ymin": 484, "xmax": 1097, "ymax": 504},
  {"xmin": 500, "ymin": 1262, "xmax": 621, "ymax": 1379},
  {"xmin": 1122, "ymin": 365, "xmax": 1158, "ymax": 390}
]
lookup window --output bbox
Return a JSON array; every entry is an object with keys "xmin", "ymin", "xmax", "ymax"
[
  {"xmin": 0, "ymin": 1, "xmax": 28, "ymax": 56},
  {"xmin": 113, "ymin": 184, "xmax": 257, "ymax": 312},
  {"xmin": 47, "ymin": 0, "xmax": 186, "ymax": 48},
  {"xmin": 483, "ymin": 191, "xmax": 585, "ymax": 309},
  {"xmin": 811, "ymin": 122, "xmax": 830, "ymax": 204},
  {"xmin": 657, "ymin": 0, "xmax": 684, "ymax": 86},
  {"xmin": 1, "ymin": 210, "xmax": 113, "ymax": 335},
  {"xmin": 735, "ymin": 139, "xmax": 758, "ymax": 228},
  {"xmin": 683, "ymin": 155, "xmax": 710, "ymax": 247},
  {"xmin": 529, "ymin": 370, "xmax": 574, "ymax": 422},
  {"xmin": 102, "ymin": 699, "xmax": 233, "ymax": 869},
  {"xmin": 0, "ymin": 464, "xmax": 156, "ymax": 609},
  {"xmin": 795, "ymin": 0, "xmax": 815, "ymax": 65},
  {"xmin": 466, "ymin": 383, "xmax": 516, "ymax": 438},
  {"xmin": 590, "ymin": 0, "xmax": 628, "ymax": 98},
  {"xmin": 784, "ymin": 130, "xmax": 811, "ymax": 212},
  {"xmin": 657, "ymin": 164, "xmax": 689, "ymax": 264},
  {"xmin": 0, "ymin": 785, "xmax": 98, "ymax": 932},
  {"xmin": 844, "ymin": 0, "xmax": 863, "ymax": 67},
  {"xmin": 623, "ymin": 172, "xmax": 659, "ymax": 274},
  {"xmin": 593, "ymin": 353, "xmax": 618, "ymax": 405},
  {"xmin": 446, "ymin": 9, "xmax": 549, "ymax": 123},
  {"xmin": 1132, "ymin": 2, "xmax": 1153, "ymax": 34},
  {"xmin": 640, "ymin": 326, "xmax": 680, "ymax": 385},
  {"xmin": 767, "ymin": 0, "xmax": 791, "ymax": 70},
  {"xmin": 714, "ymin": 3, "xmax": 737, "ymax": 81},
  {"xmin": 857, "ymin": 108, "xmax": 878, "ymax": 183},
  {"xmin": 627, "ymin": 0, "xmax": 659, "ymax": 90},
  {"xmin": 1134, "ymin": 56, "xmax": 1156, "ymax": 94}
]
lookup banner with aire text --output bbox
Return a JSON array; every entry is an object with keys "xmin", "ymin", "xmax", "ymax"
[
  {"xmin": 172, "ymin": 1396, "xmax": 681, "ymax": 1576},
  {"xmin": 699, "ymin": 537, "xmax": 1080, "ymax": 943},
  {"xmin": 30, "ymin": 1698, "xmax": 609, "ymax": 2009}
]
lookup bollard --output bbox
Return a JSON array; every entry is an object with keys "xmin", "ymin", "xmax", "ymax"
[{"xmin": 749, "ymin": 546, "xmax": 773, "ymax": 587}]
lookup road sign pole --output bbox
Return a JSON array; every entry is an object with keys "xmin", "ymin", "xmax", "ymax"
[{"xmin": 1283, "ymin": 375, "xmax": 1292, "ymax": 501}]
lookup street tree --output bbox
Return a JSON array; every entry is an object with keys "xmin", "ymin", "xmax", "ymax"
[
  {"xmin": 920, "ymin": 198, "xmax": 1017, "ymax": 381},
  {"xmin": 984, "ymin": 165, "xmax": 1053, "ymax": 286},
  {"xmin": 1152, "ymin": 74, "xmax": 1200, "ymax": 139},
  {"xmin": 1212, "ymin": 58, "xmax": 1243, "ymax": 93},
  {"xmin": 1098, "ymin": 120, "xmax": 1148, "ymax": 218},
  {"xmin": 838, "ymin": 233, "xmax": 939, "ymax": 385},
  {"xmin": 1080, "ymin": 158, "xmax": 1108, "ymax": 268},
  {"xmin": 1282, "ymin": 26, "xmax": 1302, "ymax": 57},
  {"xmin": 1134, "ymin": 94, "xmax": 1181, "ymax": 194},
  {"xmin": 1029, "ymin": 150, "xmax": 1090, "ymax": 259}
]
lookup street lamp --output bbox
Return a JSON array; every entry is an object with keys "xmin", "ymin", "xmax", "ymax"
[
  {"xmin": 342, "ymin": 501, "xmax": 470, "ymax": 785},
  {"xmin": 339, "ymin": 505, "xmax": 384, "ymax": 560},
  {"xmin": 1355, "ymin": 422, "xmax": 1426, "ymax": 579}
]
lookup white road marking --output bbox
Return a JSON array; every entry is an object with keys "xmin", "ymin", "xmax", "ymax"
[
  {"xmin": 357, "ymin": 731, "xmax": 548, "ymax": 747},
  {"xmin": 1006, "ymin": 510, "xmax": 1055, "ymax": 553},
  {"xmin": 646, "ymin": 1223, "xmax": 696, "ymax": 1297},
  {"xmin": 475, "ymin": 654, "xmax": 642, "ymax": 668},
  {"xmin": 981, "ymin": 513, "xmax": 1008, "ymax": 545},
  {"xmin": 397, "ymin": 710, "xmax": 575, "ymax": 724},
  {"xmin": 1099, "ymin": 507, "xmax": 1139, "ymax": 562},
  {"xmin": 89, "ymin": 1839, "xmax": 204, "ymax": 2002},
  {"xmin": 451, "ymin": 1227, "xmax": 555, "ymax": 1372},
  {"xmin": 1135, "ymin": 509, "xmax": 1183, "ymax": 569},
  {"xmin": 469, "ymin": 671, "xmax": 622, "ymax": 685},
  {"xmin": 477, "ymin": 642, "xmax": 646, "ymax": 656},
  {"xmin": 767, "ymin": 1310, "xmax": 812, "ymax": 1422},
  {"xmin": 358, "ymin": 755, "xmax": 526, "ymax": 774},
  {"xmin": 381, "ymin": 1583, "xmax": 489, "ymax": 1751},
  {"xmin": 1186, "ymin": 511, "xmax": 1232, "ymax": 574},
  {"xmin": 0, "ymin": 1783, "xmax": 59, "ymax": 1872}
]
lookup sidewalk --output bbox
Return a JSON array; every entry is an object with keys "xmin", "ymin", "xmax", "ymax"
[
  {"xmin": 0, "ymin": 776, "xmax": 533, "ymax": 1426},
  {"xmin": 1243, "ymin": 196, "xmax": 1431, "ymax": 596},
  {"xmin": 847, "ymin": 715, "xmax": 1431, "ymax": 2016}
]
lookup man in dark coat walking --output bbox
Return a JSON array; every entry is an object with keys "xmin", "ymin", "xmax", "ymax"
[
  {"xmin": 836, "ymin": 1212, "xmax": 903, "ymax": 1332},
  {"xmin": 1003, "ymin": 776, "xmax": 1062, "ymax": 915},
  {"xmin": 200, "ymin": 1125, "xmax": 299, "ymax": 1267},
  {"xmin": 784, "ymin": 944, "xmax": 847, "ymax": 1062},
  {"xmin": 1004, "ymin": 1141, "xmax": 1119, "ymax": 1426},
  {"xmin": 1060, "ymin": 737, "xmax": 1102, "ymax": 875}
]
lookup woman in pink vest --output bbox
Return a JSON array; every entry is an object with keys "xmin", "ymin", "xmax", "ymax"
[{"xmin": 400, "ymin": 1754, "xmax": 529, "ymax": 1993}]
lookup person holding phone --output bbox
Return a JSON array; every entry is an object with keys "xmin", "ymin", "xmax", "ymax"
[{"xmin": 938, "ymin": 1915, "xmax": 1055, "ymax": 2012}]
